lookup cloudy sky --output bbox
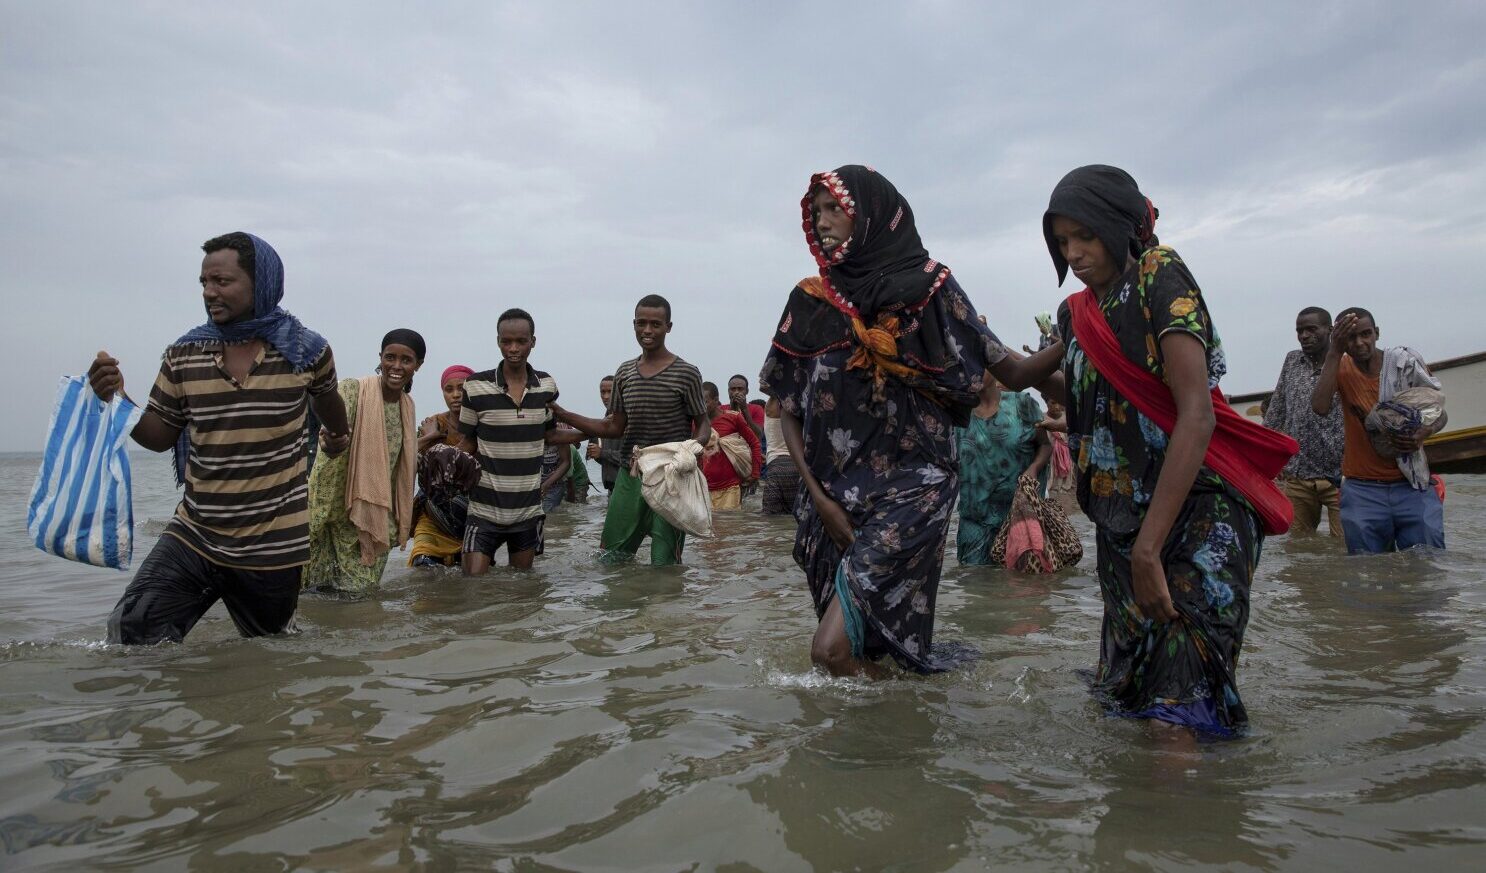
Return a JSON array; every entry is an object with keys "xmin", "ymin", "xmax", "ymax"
[{"xmin": 2, "ymin": 1, "xmax": 1483, "ymax": 453}]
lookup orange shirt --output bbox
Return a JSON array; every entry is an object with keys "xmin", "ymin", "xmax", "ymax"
[{"xmin": 1336, "ymin": 355, "xmax": 1403, "ymax": 481}]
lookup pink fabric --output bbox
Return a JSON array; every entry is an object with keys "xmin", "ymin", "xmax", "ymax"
[
  {"xmin": 1004, "ymin": 516, "xmax": 1048, "ymax": 571},
  {"xmin": 1050, "ymin": 433, "xmax": 1073, "ymax": 479},
  {"xmin": 441, "ymin": 365, "xmax": 474, "ymax": 386}
]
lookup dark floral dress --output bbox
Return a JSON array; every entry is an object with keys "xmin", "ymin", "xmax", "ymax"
[
  {"xmin": 761, "ymin": 275, "xmax": 1007, "ymax": 673},
  {"xmin": 1056, "ymin": 247, "xmax": 1260, "ymax": 735}
]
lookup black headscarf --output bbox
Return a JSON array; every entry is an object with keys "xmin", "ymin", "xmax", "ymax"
[
  {"xmin": 807, "ymin": 165, "xmax": 942, "ymax": 317},
  {"xmin": 772, "ymin": 165, "xmax": 950, "ymax": 360},
  {"xmin": 381, "ymin": 328, "xmax": 426, "ymax": 393},
  {"xmin": 1042, "ymin": 165, "xmax": 1159, "ymax": 286},
  {"xmin": 381, "ymin": 328, "xmax": 426, "ymax": 361}
]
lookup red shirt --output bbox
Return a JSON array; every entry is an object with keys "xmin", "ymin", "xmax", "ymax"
[{"xmin": 702, "ymin": 409, "xmax": 762, "ymax": 490}]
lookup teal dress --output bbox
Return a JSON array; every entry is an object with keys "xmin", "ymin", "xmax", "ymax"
[{"xmin": 955, "ymin": 391, "xmax": 1044, "ymax": 564}]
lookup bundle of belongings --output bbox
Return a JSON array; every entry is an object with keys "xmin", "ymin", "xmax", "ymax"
[
  {"xmin": 990, "ymin": 474, "xmax": 1083, "ymax": 573},
  {"xmin": 633, "ymin": 439, "xmax": 714, "ymax": 537},
  {"xmin": 709, "ymin": 431, "xmax": 754, "ymax": 481},
  {"xmin": 1365, "ymin": 387, "xmax": 1446, "ymax": 460}
]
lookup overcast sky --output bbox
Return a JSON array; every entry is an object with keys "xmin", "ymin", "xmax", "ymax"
[{"xmin": 2, "ymin": 1, "xmax": 1483, "ymax": 453}]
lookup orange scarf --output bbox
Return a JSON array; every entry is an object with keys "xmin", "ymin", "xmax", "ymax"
[{"xmin": 798, "ymin": 276, "xmax": 934, "ymax": 399}]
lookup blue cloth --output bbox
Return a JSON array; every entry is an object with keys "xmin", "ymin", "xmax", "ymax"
[
  {"xmin": 170, "ymin": 233, "xmax": 327, "ymax": 370},
  {"xmin": 28, "ymin": 376, "xmax": 144, "ymax": 570},
  {"xmin": 169, "ymin": 233, "xmax": 327, "ymax": 484},
  {"xmin": 1340, "ymin": 478, "xmax": 1445, "ymax": 554}
]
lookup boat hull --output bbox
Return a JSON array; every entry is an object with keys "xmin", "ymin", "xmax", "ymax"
[{"xmin": 1227, "ymin": 351, "xmax": 1486, "ymax": 474}]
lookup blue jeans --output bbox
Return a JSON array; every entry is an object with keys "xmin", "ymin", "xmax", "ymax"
[{"xmin": 1340, "ymin": 478, "xmax": 1445, "ymax": 554}]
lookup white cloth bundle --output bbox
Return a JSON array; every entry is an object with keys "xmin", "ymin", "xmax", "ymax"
[
  {"xmin": 715, "ymin": 433, "xmax": 754, "ymax": 481},
  {"xmin": 631, "ymin": 439, "xmax": 714, "ymax": 538}
]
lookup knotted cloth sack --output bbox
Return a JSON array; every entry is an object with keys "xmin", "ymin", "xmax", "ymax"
[
  {"xmin": 990, "ymin": 475, "xmax": 1083, "ymax": 573},
  {"xmin": 631, "ymin": 439, "xmax": 714, "ymax": 538},
  {"xmin": 28, "ymin": 376, "xmax": 144, "ymax": 570},
  {"xmin": 1365, "ymin": 387, "xmax": 1446, "ymax": 460}
]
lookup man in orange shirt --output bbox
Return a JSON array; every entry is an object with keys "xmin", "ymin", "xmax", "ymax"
[{"xmin": 1311, "ymin": 307, "xmax": 1445, "ymax": 554}]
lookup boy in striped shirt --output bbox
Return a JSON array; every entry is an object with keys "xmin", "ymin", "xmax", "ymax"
[
  {"xmin": 552, "ymin": 295, "xmax": 712, "ymax": 565},
  {"xmin": 454, "ymin": 308, "xmax": 575, "ymax": 573}
]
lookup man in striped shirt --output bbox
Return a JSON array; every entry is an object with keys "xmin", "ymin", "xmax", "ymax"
[
  {"xmin": 552, "ymin": 294, "xmax": 712, "ymax": 565},
  {"xmin": 454, "ymin": 308, "xmax": 571, "ymax": 573},
  {"xmin": 86, "ymin": 232, "xmax": 350, "ymax": 644}
]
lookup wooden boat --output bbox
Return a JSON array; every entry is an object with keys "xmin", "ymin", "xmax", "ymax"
[{"xmin": 1227, "ymin": 351, "xmax": 1486, "ymax": 474}]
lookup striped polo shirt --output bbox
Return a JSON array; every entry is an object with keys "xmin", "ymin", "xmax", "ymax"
[
  {"xmin": 610, "ymin": 356, "xmax": 706, "ymax": 466},
  {"xmin": 148, "ymin": 343, "xmax": 338, "ymax": 569},
  {"xmin": 458, "ymin": 365, "xmax": 559, "ymax": 528}
]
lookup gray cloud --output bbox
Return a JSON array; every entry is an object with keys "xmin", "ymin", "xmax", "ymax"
[{"xmin": 2, "ymin": 1, "xmax": 1482, "ymax": 451}]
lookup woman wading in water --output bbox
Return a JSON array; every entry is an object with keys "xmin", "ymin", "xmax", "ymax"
[
  {"xmin": 1040, "ymin": 165, "xmax": 1294, "ymax": 735},
  {"xmin": 760, "ymin": 165, "xmax": 1063, "ymax": 676}
]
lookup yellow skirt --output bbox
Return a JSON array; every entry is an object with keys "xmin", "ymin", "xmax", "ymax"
[
  {"xmin": 407, "ymin": 514, "xmax": 461, "ymax": 566},
  {"xmin": 709, "ymin": 484, "xmax": 741, "ymax": 511}
]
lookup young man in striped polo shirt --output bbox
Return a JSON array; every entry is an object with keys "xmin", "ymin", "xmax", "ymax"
[
  {"xmin": 552, "ymin": 294, "xmax": 712, "ymax": 565},
  {"xmin": 455, "ymin": 308, "xmax": 572, "ymax": 573},
  {"xmin": 86, "ymin": 232, "xmax": 351, "ymax": 644}
]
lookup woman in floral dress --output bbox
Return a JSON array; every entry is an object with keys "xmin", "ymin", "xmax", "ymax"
[
  {"xmin": 955, "ymin": 374, "xmax": 1051, "ymax": 564},
  {"xmin": 1044, "ymin": 165, "xmax": 1265, "ymax": 736},
  {"xmin": 305, "ymin": 330, "xmax": 422, "ymax": 596},
  {"xmin": 760, "ymin": 165, "xmax": 1064, "ymax": 676}
]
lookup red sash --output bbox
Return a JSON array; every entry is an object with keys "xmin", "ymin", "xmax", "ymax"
[{"xmin": 1068, "ymin": 288, "xmax": 1297, "ymax": 535}]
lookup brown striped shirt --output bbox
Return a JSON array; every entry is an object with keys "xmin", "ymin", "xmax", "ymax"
[
  {"xmin": 148, "ymin": 343, "xmax": 338, "ymax": 568},
  {"xmin": 610, "ymin": 356, "xmax": 706, "ymax": 466}
]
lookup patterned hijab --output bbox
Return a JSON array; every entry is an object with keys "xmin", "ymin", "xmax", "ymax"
[
  {"xmin": 1041, "ymin": 165, "xmax": 1159, "ymax": 286},
  {"xmin": 171, "ymin": 232, "xmax": 328, "ymax": 371},
  {"xmin": 771, "ymin": 165, "xmax": 953, "ymax": 366}
]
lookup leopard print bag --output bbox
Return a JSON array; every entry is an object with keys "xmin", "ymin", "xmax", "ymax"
[{"xmin": 989, "ymin": 475, "xmax": 1083, "ymax": 572}]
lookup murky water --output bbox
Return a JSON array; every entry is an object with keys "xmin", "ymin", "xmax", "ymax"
[{"xmin": 1, "ymin": 453, "xmax": 1483, "ymax": 871}]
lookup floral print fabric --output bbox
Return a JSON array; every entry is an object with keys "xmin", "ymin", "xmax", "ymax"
[
  {"xmin": 305, "ymin": 378, "xmax": 404, "ymax": 595},
  {"xmin": 955, "ymin": 391, "xmax": 1044, "ymax": 564},
  {"xmin": 1056, "ymin": 247, "xmax": 1259, "ymax": 733},
  {"xmin": 761, "ymin": 274, "xmax": 1007, "ymax": 673}
]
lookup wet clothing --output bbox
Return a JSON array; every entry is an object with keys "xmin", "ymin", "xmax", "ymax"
[
  {"xmin": 109, "ymin": 533, "xmax": 300, "ymax": 644},
  {"xmin": 1264, "ymin": 350, "xmax": 1343, "ymax": 481},
  {"xmin": 710, "ymin": 484, "xmax": 742, "ymax": 510},
  {"xmin": 1056, "ymin": 245, "xmax": 1257, "ymax": 735},
  {"xmin": 1340, "ymin": 478, "xmax": 1445, "ymax": 554},
  {"xmin": 148, "ymin": 344, "xmax": 338, "ymax": 569},
  {"xmin": 463, "ymin": 516, "xmax": 544, "ymax": 559},
  {"xmin": 304, "ymin": 378, "xmax": 406, "ymax": 595},
  {"xmin": 601, "ymin": 468, "xmax": 685, "ymax": 565},
  {"xmin": 761, "ymin": 455, "xmax": 801, "ymax": 516},
  {"xmin": 596, "ymin": 438, "xmax": 622, "ymax": 491},
  {"xmin": 1281, "ymin": 476, "xmax": 1341, "ymax": 537},
  {"xmin": 540, "ymin": 444, "xmax": 565, "ymax": 513},
  {"xmin": 763, "ymin": 270, "xmax": 1008, "ymax": 672},
  {"xmin": 764, "ymin": 166, "xmax": 1011, "ymax": 672},
  {"xmin": 408, "ymin": 444, "xmax": 480, "ymax": 567},
  {"xmin": 955, "ymin": 392, "xmax": 1045, "ymax": 564}
]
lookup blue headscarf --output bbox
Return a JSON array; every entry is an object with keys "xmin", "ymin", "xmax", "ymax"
[
  {"xmin": 170, "ymin": 233, "xmax": 329, "ymax": 484},
  {"xmin": 171, "ymin": 233, "xmax": 328, "ymax": 370}
]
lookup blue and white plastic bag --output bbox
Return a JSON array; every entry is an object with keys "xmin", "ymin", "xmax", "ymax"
[{"xmin": 28, "ymin": 376, "xmax": 144, "ymax": 570}]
